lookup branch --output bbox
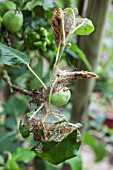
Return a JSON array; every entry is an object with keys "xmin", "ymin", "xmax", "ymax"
[
  {"xmin": 12, "ymin": 85, "xmax": 32, "ymax": 96},
  {"xmin": 52, "ymin": 69, "xmax": 99, "ymax": 88},
  {"xmin": 60, "ymin": 70, "xmax": 99, "ymax": 79},
  {"xmin": 2, "ymin": 70, "xmax": 32, "ymax": 96},
  {"xmin": 2, "ymin": 70, "xmax": 13, "ymax": 93}
]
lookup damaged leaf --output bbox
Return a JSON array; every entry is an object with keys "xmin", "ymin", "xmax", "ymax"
[
  {"xmin": 34, "ymin": 129, "xmax": 81, "ymax": 165},
  {"xmin": 75, "ymin": 18, "xmax": 94, "ymax": 35}
]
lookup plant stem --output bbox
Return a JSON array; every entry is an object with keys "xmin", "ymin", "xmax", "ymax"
[
  {"xmin": 3, "ymin": 70, "xmax": 33, "ymax": 96},
  {"xmin": 2, "ymin": 70, "xmax": 13, "ymax": 93},
  {"xmin": 41, "ymin": 103, "xmax": 50, "ymax": 124},
  {"xmin": 57, "ymin": 43, "xmax": 65, "ymax": 63},
  {"xmin": 27, "ymin": 64, "xmax": 47, "ymax": 90},
  {"xmin": 29, "ymin": 103, "xmax": 44, "ymax": 120},
  {"xmin": 49, "ymin": 12, "xmax": 67, "ymax": 105},
  {"xmin": 51, "ymin": 111, "xmax": 64, "ymax": 117},
  {"xmin": 49, "ymin": 8, "xmax": 79, "ymax": 102},
  {"xmin": 12, "ymin": 85, "xmax": 32, "ymax": 96},
  {"xmin": 53, "ymin": 42, "xmax": 66, "ymax": 75},
  {"xmin": 53, "ymin": 44, "xmax": 60, "ymax": 74},
  {"xmin": 48, "ymin": 77, "xmax": 58, "ymax": 107}
]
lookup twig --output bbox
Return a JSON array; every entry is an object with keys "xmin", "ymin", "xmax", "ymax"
[
  {"xmin": 29, "ymin": 103, "xmax": 44, "ymax": 120},
  {"xmin": 52, "ymin": 69, "xmax": 99, "ymax": 88},
  {"xmin": 48, "ymin": 77, "xmax": 58, "ymax": 107},
  {"xmin": 3, "ymin": 70, "xmax": 13, "ymax": 93},
  {"xmin": 59, "ymin": 70, "xmax": 99, "ymax": 79},
  {"xmin": 12, "ymin": 85, "xmax": 32, "ymax": 96},
  {"xmin": 41, "ymin": 103, "xmax": 50, "ymax": 124},
  {"xmin": 3, "ymin": 70, "xmax": 32, "ymax": 96}
]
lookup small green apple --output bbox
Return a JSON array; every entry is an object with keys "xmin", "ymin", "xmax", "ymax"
[
  {"xmin": 50, "ymin": 87, "xmax": 71, "ymax": 106},
  {"xmin": 3, "ymin": 10, "xmax": 23, "ymax": 33}
]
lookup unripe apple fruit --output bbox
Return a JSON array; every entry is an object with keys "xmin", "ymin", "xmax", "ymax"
[
  {"xmin": 50, "ymin": 87, "xmax": 71, "ymax": 106},
  {"xmin": 3, "ymin": 10, "xmax": 23, "ymax": 33},
  {"xmin": 0, "ymin": 1, "xmax": 16, "ymax": 16}
]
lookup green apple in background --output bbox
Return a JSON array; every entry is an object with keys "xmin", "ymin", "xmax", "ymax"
[
  {"xmin": 3, "ymin": 10, "xmax": 23, "ymax": 33},
  {"xmin": 0, "ymin": 1, "xmax": 16, "ymax": 16}
]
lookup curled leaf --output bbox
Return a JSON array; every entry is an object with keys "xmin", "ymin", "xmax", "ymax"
[{"xmin": 74, "ymin": 18, "xmax": 94, "ymax": 35}]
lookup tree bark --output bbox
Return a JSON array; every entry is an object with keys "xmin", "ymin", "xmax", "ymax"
[{"xmin": 71, "ymin": 0, "xmax": 111, "ymax": 124}]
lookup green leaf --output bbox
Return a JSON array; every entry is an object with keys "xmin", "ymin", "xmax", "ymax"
[
  {"xmin": 36, "ymin": 129, "xmax": 81, "ymax": 165},
  {"xmin": 19, "ymin": 120, "xmax": 30, "ymax": 138},
  {"xmin": 72, "ymin": 44, "xmax": 92, "ymax": 71},
  {"xmin": 66, "ymin": 49, "xmax": 79, "ymax": 59},
  {"xmin": 23, "ymin": 10, "xmax": 32, "ymax": 29},
  {"xmin": 66, "ymin": 153, "xmax": 82, "ymax": 170},
  {"xmin": 13, "ymin": 148, "xmax": 36, "ymax": 163},
  {"xmin": 73, "ymin": 8, "xmax": 78, "ymax": 14},
  {"xmin": 15, "ymin": 71, "xmax": 30, "ymax": 88},
  {"xmin": 5, "ymin": 116, "xmax": 17, "ymax": 130},
  {"xmin": 0, "ymin": 155, "xmax": 4, "ymax": 165},
  {"xmin": 64, "ymin": 8, "xmax": 74, "ymax": 18},
  {"xmin": 4, "ymin": 151, "xmax": 12, "ymax": 160},
  {"xmin": 0, "ymin": 43, "xmax": 30, "ymax": 66},
  {"xmin": 0, "ymin": 131, "xmax": 17, "ymax": 152},
  {"xmin": 4, "ymin": 159, "xmax": 20, "ymax": 170},
  {"xmin": 85, "ymin": 132, "xmax": 107, "ymax": 162},
  {"xmin": 75, "ymin": 18, "xmax": 94, "ymax": 35},
  {"xmin": 3, "ymin": 95, "xmax": 27, "ymax": 116},
  {"xmin": 25, "ymin": 1, "xmax": 42, "ymax": 10},
  {"xmin": 84, "ymin": 132, "xmax": 96, "ymax": 148},
  {"xmin": 94, "ymin": 143, "xmax": 107, "ymax": 162},
  {"xmin": 33, "ymin": 5, "xmax": 45, "ymax": 18},
  {"xmin": 63, "ymin": 0, "xmax": 72, "ymax": 8},
  {"xmin": 28, "ymin": 57, "xmax": 43, "ymax": 89}
]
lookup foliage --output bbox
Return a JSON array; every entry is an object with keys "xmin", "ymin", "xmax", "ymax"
[
  {"xmin": 1, "ymin": 148, "xmax": 36, "ymax": 170},
  {"xmin": 66, "ymin": 154, "xmax": 82, "ymax": 170},
  {"xmin": 0, "ymin": 0, "xmax": 99, "ymax": 169},
  {"xmin": 85, "ymin": 132, "xmax": 107, "ymax": 162}
]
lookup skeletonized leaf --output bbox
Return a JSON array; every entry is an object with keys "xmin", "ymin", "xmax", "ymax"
[
  {"xmin": 0, "ymin": 43, "xmax": 30, "ymax": 66},
  {"xmin": 75, "ymin": 18, "xmax": 94, "ymax": 35},
  {"xmin": 35, "ymin": 129, "xmax": 81, "ymax": 165}
]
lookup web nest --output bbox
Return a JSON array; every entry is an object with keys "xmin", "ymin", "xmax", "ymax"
[
  {"xmin": 20, "ymin": 67, "xmax": 98, "ymax": 149},
  {"xmin": 26, "ymin": 67, "xmax": 99, "ymax": 129},
  {"xmin": 21, "ymin": 111, "xmax": 82, "ymax": 152},
  {"xmin": 19, "ymin": 8, "xmax": 99, "ymax": 147}
]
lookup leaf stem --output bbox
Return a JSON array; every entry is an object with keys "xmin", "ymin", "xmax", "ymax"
[
  {"xmin": 53, "ymin": 44, "xmax": 60, "ymax": 74},
  {"xmin": 53, "ymin": 41, "xmax": 66, "ymax": 75},
  {"xmin": 27, "ymin": 64, "xmax": 47, "ymax": 90}
]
